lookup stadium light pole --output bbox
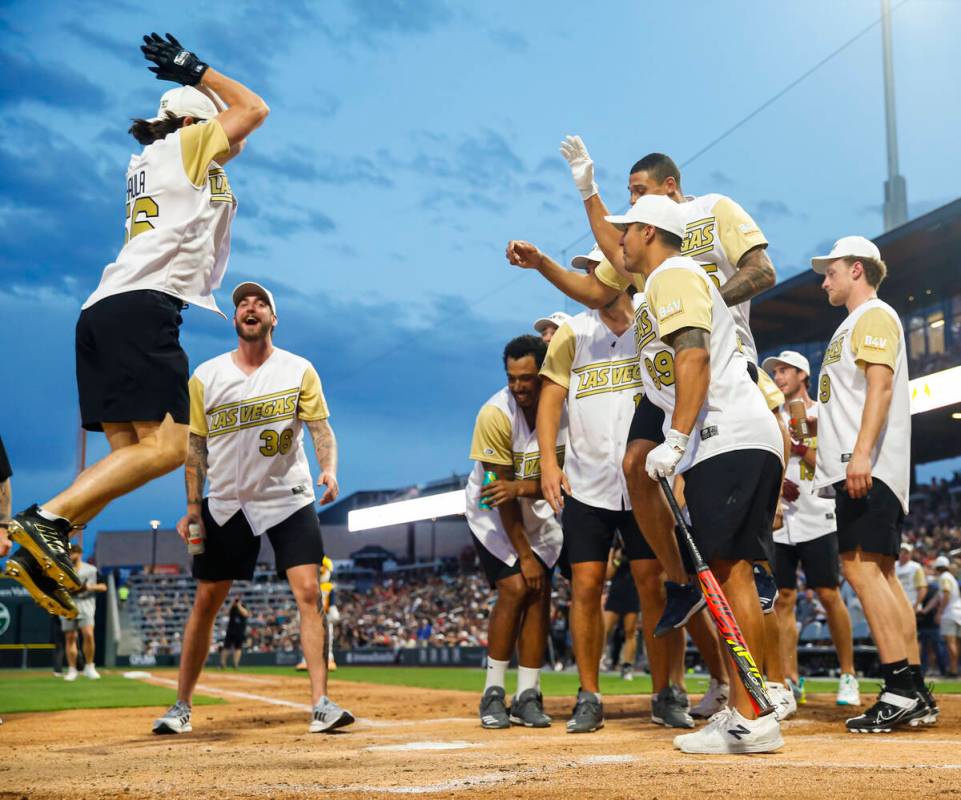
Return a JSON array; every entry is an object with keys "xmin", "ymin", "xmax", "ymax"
[
  {"xmin": 149, "ymin": 519, "xmax": 161, "ymax": 573},
  {"xmin": 881, "ymin": 0, "xmax": 908, "ymax": 230}
]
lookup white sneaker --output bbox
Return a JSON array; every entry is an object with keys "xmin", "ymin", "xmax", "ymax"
[
  {"xmin": 836, "ymin": 673, "xmax": 861, "ymax": 706},
  {"xmin": 691, "ymin": 678, "xmax": 730, "ymax": 719},
  {"xmin": 768, "ymin": 682, "xmax": 797, "ymax": 720},
  {"xmin": 83, "ymin": 664, "xmax": 101, "ymax": 680},
  {"xmin": 64, "ymin": 667, "xmax": 78, "ymax": 682},
  {"xmin": 309, "ymin": 697, "xmax": 355, "ymax": 733},
  {"xmin": 673, "ymin": 707, "xmax": 784, "ymax": 754},
  {"xmin": 152, "ymin": 700, "xmax": 192, "ymax": 735}
]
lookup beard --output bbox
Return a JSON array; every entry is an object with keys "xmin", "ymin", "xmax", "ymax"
[{"xmin": 235, "ymin": 318, "xmax": 273, "ymax": 341}]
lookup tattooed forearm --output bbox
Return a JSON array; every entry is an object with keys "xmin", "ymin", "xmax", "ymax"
[
  {"xmin": 665, "ymin": 326, "xmax": 710, "ymax": 354},
  {"xmin": 185, "ymin": 433, "xmax": 208, "ymax": 505},
  {"xmin": 720, "ymin": 246, "xmax": 776, "ymax": 306},
  {"xmin": 307, "ymin": 418, "xmax": 338, "ymax": 476},
  {"xmin": 0, "ymin": 478, "xmax": 11, "ymax": 525}
]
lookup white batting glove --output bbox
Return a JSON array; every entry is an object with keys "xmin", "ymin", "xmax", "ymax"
[
  {"xmin": 645, "ymin": 429, "xmax": 691, "ymax": 480},
  {"xmin": 559, "ymin": 135, "xmax": 598, "ymax": 201}
]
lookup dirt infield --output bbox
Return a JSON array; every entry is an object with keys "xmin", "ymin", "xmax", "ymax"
[{"xmin": 2, "ymin": 670, "xmax": 960, "ymax": 799}]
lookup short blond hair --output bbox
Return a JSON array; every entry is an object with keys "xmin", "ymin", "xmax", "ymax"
[{"xmin": 843, "ymin": 255, "xmax": 888, "ymax": 288}]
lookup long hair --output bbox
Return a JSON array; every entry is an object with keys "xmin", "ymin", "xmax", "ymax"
[{"xmin": 128, "ymin": 111, "xmax": 188, "ymax": 146}]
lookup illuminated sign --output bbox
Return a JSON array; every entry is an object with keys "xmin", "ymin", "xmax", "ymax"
[
  {"xmin": 910, "ymin": 365, "xmax": 961, "ymax": 415},
  {"xmin": 348, "ymin": 490, "xmax": 467, "ymax": 532}
]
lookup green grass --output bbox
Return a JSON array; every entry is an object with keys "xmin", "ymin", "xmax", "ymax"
[
  {"xmin": 242, "ymin": 665, "xmax": 961, "ymax": 697},
  {"xmin": 0, "ymin": 671, "xmax": 225, "ymax": 714}
]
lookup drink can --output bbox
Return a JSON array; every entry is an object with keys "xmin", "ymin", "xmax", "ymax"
[
  {"xmin": 187, "ymin": 522, "xmax": 205, "ymax": 556},
  {"xmin": 479, "ymin": 470, "xmax": 497, "ymax": 510},
  {"xmin": 787, "ymin": 398, "xmax": 809, "ymax": 439}
]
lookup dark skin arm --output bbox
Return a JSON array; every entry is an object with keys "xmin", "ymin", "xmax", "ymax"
[
  {"xmin": 482, "ymin": 460, "xmax": 543, "ymax": 591},
  {"xmin": 662, "ymin": 327, "xmax": 710, "ymax": 435},
  {"xmin": 719, "ymin": 245, "xmax": 776, "ymax": 307}
]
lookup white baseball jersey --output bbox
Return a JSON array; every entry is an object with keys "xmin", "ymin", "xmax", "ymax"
[
  {"xmin": 773, "ymin": 403, "xmax": 836, "ymax": 545},
  {"xmin": 190, "ymin": 348, "xmax": 329, "ymax": 535},
  {"xmin": 83, "ymin": 120, "xmax": 236, "ymax": 317},
  {"xmin": 939, "ymin": 571, "xmax": 961, "ymax": 625},
  {"xmin": 595, "ymin": 194, "xmax": 768, "ymax": 363},
  {"xmin": 540, "ymin": 310, "xmax": 640, "ymax": 510},
  {"xmin": 895, "ymin": 558, "xmax": 926, "ymax": 607},
  {"xmin": 632, "ymin": 256, "xmax": 782, "ymax": 472},
  {"xmin": 814, "ymin": 298, "xmax": 910, "ymax": 513},
  {"xmin": 464, "ymin": 387, "xmax": 565, "ymax": 568}
]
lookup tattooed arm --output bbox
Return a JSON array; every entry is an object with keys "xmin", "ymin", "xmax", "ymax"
[
  {"xmin": 664, "ymin": 327, "xmax": 711, "ymax": 435},
  {"xmin": 0, "ymin": 476, "xmax": 10, "ymax": 557},
  {"xmin": 720, "ymin": 245, "xmax": 776, "ymax": 307},
  {"xmin": 176, "ymin": 433, "xmax": 208, "ymax": 543},
  {"xmin": 306, "ymin": 418, "xmax": 339, "ymax": 505}
]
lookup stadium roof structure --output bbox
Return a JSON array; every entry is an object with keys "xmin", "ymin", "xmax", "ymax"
[{"xmin": 752, "ymin": 197, "xmax": 961, "ymax": 467}]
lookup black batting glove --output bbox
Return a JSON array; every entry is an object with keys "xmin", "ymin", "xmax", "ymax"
[{"xmin": 141, "ymin": 33, "xmax": 209, "ymax": 86}]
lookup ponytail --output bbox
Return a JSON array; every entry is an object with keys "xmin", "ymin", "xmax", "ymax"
[{"xmin": 128, "ymin": 112, "xmax": 188, "ymax": 146}]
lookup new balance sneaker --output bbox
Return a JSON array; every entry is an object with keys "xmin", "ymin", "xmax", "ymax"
[
  {"xmin": 566, "ymin": 689, "xmax": 604, "ymax": 733},
  {"xmin": 8, "ymin": 506, "xmax": 81, "ymax": 590},
  {"xmin": 479, "ymin": 686, "xmax": 510, "ymax": 729},
  {"xmin": 309, "ymin": 697, "xmax": 354, "ymax": 733},
  {"xmin": 673, "ymin": 707, "xmax": 784, "ymax": 754},
  {"xmin": 83, "ymin": 664, "xmax": 101, "ymax": 680},
  {"xmin": 786, "ymin": 676, "xmax": 806, "ymax": 705},
  {"xmin": 153, "ymin": 700, "xmax": 192, "ymax": 734},
  {"xmin": 767, "ymin": 682, "xmax": 797, "ymax": 720},
  {"xmin": 651, "ymin": 685, "xmax": 694, "ymax": 729},
  {"xmin": 64, "ymin": 667, "xmax": 78, "ymax": 682},
  {"xmin": 620, "ymin": 663, "xmax": 634, "ymax": 682},
  {"xmin": 509, "ymin": 688, "xmax": 551, "ymax": 728},
  {"xmin": 654, "ymin": 581, "xmax": 706, "ymax": 637},
  {"xmin": 2, "ymin": 550, "xmax": 78, "ymax": 618},
  {"xmin": 914, "ymin": 683, "xmax": 939, "ymax": 726},
  {"xmin": 836, "ymin": 673, "xmax": 861, "ymax": 706},
  {"xmin": 691, "ymin": 678, "xmax": 730, "ymax": 719},
  {"xmin": 845, "ymin": 687, "xmax": 922, "ymax": 733},
  {"xmin": 753, "ymin": 564, "xmax": 778, "ymax": 615}
]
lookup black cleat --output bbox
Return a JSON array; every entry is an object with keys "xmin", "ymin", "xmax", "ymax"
[
  {"xmin": 3, "ymin": 549, "xmax": 78, "ymax": 619},
  {"xmin": 915, "ymin": 683, "xmax": 939, "ymax": 726},
  {"xmin": 845, "ymin": 687, "xmax": 923, "ymax": 733},
  {"xmin": 509, "ymin": 688, "xmax": 551, "ymax": 728},
  {"xmin": 478, "ymin": 686, "xmax": 510, "ymax": 729},
  {"xmin": 654, "ymin": 581, "xmax": 705, "ymax": 637},
  {"xmin": 566, "ymin": 689, "xmax": 604, "ymax": 733},
  {"xmin": 8, "ymin": 505, "xmax": 80, "ymax": 590},
  {"xmin": 753, "ymin": 564, "xmax": 778, "ymax": 614}
]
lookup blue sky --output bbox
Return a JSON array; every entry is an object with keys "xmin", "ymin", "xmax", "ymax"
[{"xmin": 2, "ymin": 0, "xmax": 960, "ymax": 549}]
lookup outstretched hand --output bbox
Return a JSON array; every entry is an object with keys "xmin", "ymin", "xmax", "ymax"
[
  {"xmin": 141, "ymin": 32, "xmax": 209, "ymax": 86},
  {"xmin": 506, "ymin": 240, "xmax": 543, "ymax": 270}
]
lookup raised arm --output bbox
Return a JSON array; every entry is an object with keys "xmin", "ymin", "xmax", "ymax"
[
  {"xmin": 306, "ymin": 418, "xmax": 339, "ymax": 505},
  {"xmin": 506, "ymin": 240, "xmax": 618, "ymax": 309},
  {"xmin": 719, "ymin": 245, "xmax": 776, "ymax": 307}
]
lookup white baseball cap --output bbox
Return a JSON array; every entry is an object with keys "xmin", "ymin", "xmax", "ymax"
[
  {"xmin": 761, "ymin": 350, "xmax": 811, "ymax": 377},
  {"xmin": 232, "ymin": 281, "xmax": 277, "ymax": 315},
  {"xmin": 604, "ymin": 195, "xmax": 686, "ymax": 238},
  {"xmin": 153, "ymin": 86, "xmax": 218, "ymax": 121},
  {"xmin": 570, "ymin": 243, "xmax": 605, "ymax": 270},
  {"xmin": 810, "ymin": 235, "xmax": 881, "ymax": 274},
  {"xmin": 533, "ymin": 311, "xmax": 571, "ymax": 334},
  {"xmin": 934, "ymin": 555, "xmax": 951, "ymax": 569}
]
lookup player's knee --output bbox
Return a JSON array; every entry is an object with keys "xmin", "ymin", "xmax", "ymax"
[
  {"xmin": 496, "ymin": 577, "xmax": 527, "ymax": 608},
  {"xmin": 775, "ymin": 589, "xmax": 796, "ymax": 611},
  {"xmin": 294, "ymin": 585, "xmax": 320, "ymax": 612}
]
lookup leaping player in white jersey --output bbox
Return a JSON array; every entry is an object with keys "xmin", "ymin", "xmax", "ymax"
[
  {"xmin": 5, "ymin": 34, "xmax": 269, "ymax": 618},
  {"xmin": 812, "ymin": 236, "xmax": 936, "ymax": 732},
  {"xmin": 153, "ymin": 282, "xmax": 353, "ymax": 736}
]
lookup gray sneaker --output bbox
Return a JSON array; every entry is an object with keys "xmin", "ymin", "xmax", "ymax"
[
  {"xmin": 651, "ymin": 685, "xmax": 694, "ymax": 729},
  {"xmin": 152, "ymin": 700, "xmax": 192, "ymax": 735},
  {"xmin": 509, "ymin": 688, "xmax": 551, "ymax": 728},
  {"xmin": 309, "ymin": 697, "xmax": 355, "ymax": 733},
  {"xmin": 566, "ymin": 689, "xmax": 604, "ymax": 733},
  {"xmin": 479, "ymin": 686, "xmax": 510, "ymax": 729}
]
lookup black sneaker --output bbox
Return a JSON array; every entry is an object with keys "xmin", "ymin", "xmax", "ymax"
[
  {"xmin": 8, "ymin": 505, "xmax": 81, "ymax": 590},
  {"xmin": 478, "ymin": 686, "xmax": 510, "ymax": 729},
  {"xmin": 915, "ymin": 683, "xmax": 939, "ymax": 726},
  {"xmin": 654, "ymin": 581, "xmax": 705, "ymax": 637},
  {"xmin": 753, "ymin": 564, "xmax": 777, "ymax": 615},
  {"xmin": 3, "ymin": 549, "xmax": 78, "ymax": 618},
  {"xmin": 845, "ymin": 687, "xmax": 923, "ymax": 733},
  {"xmin": 509, "ymin": 688, "xmax": 551, "ymax": 728},
  {"xmin": 566, "ymin": 689, "xmax": 604, "ymax": 733},
  {"xmin": 651, "ymin": 685, "xmax": 694, "ymax": 729}
]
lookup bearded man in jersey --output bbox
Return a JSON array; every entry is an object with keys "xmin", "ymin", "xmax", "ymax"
[
  {"xmin": 812, "ymin": 236, "xmax": 936, "ymax": 733},
  {"xmin": 5, "ymin": 34, "xmax": 269, "ymax": 614},
  {"xmin": 612, "ymin": 195, "xmax": 784, "ymax": 755},
  {"xmin": 152, "ymin": 282, "xmax": 353, "ymax": 736}
]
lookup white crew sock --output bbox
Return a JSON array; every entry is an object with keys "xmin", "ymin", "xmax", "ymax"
[
  {"xmin": 516, "ymin": 665, "xmax": 541, "ymax": 695},
  {"xmin": 37, "ymin": 506, "xmax": 69, "ymax": 524},
  {"xmin": 484, "ymin": 657, "xmax": 509, "ymax": 692}
]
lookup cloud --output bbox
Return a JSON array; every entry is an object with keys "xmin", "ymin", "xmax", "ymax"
[
  {"xmin": 243, "ymin": 148, "xmax": 393, "ymax": 188},
  {"xmin": 0, "ymin": 50, "xmax": 109, "ymax": 112},
  {"xmin": 753, "ymin": 199, "xmax": 794, "ymax": 222},
  {"xmin": 344, "ymin": 0, "xmax": 453, "ymax": 38},
  {"xmin": 536, "ymin": 156, "xmax": 568, "ymax": 175},
  {"xmin": 709, "ymin": 170, "xmax": 734, "ymax": 188},
  {"xmin": 259, "ymin": 208, "xmax": 337, "ymax": 236},
  {"xmin": 489, "ymin": 27, "xmax": 528, "ymax": 52},
  {"xmin": 63, "ymin": 22, "xmax": 142, "ymax": 68}
]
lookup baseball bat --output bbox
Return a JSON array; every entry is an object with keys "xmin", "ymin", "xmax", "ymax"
[{"xmin": 658, "ymin": 477, "xmax": 774, "ymax": 717}]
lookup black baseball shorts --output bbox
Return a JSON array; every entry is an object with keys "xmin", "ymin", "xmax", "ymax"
[
  {"xmin": 471, "ymin": 534, "xmax": 551, "ymax": 589},
  {"xmin": 627, "ymin": 394, "xmax": 666, "ymax": 445},
  {"xmin": 684, "ymin": 449, "xmax": 781, "ymax": 564},
  {"xmin": 773, "ymin": 533, "xmax": 841, "ymax": 590},
  {"xmin": 833, "ymin": 478, "xmax": 904, "ymax": 558},
  {"xmin": 223, "ymin": 627, "xmax": 246, "ymax": 649},
  {"xmin": 562, "ymin": 495, "xmax": 655, "ymax": 564},
  {"xmin": 76, "ymin": 290, "xmax": 189, "ymax": 432},
  {"xmin": 193, "ymin": 500, "xmax": 325, "ymax": 582}
]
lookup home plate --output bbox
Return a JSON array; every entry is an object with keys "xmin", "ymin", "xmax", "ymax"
[{"xmin": 366, "ymin": 741, "xmax": 477, "ymax": 752}]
